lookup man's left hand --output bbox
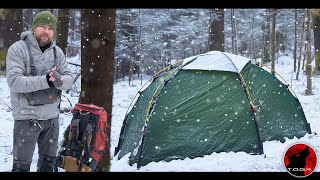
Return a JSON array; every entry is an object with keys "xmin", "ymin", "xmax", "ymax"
[{"xmin": 49, "ymin": 66, "xmax": 63, "ymax": 87}]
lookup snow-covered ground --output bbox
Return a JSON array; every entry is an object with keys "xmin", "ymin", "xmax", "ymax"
[{"xmin": 0, "ymin": 53, "xmax": 319, "ymax": 173}]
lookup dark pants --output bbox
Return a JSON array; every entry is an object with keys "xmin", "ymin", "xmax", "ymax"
[{"xmin": 12, "ymin": 117, "xmax": 59, "ymax": 172}]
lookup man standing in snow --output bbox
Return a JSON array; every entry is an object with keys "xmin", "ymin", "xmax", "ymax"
[{"xmin": 6, "ymin": 11, "xmax": 74, "ymax": 172}]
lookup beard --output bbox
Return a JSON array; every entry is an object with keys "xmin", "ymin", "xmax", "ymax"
[{"xmin": 35, "ymin": 33, "xmax": 53, "ymax": 47}]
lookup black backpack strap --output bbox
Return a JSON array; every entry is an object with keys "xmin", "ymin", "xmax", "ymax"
[
  {"xmin": 23, "ymin": 40, "xmax": 37, "ymax": 75},
  {"xmin": 53, "ymin": 155, "xmax": 63, "ymax": 172},
  {"xmin": 69, "ymin": 118, "xmax": 80, "ymax": 142},
  {"xmin": 53, "ymin": 46, "xmax": 57, "ymax": 68},
  {"xmin": 52, "ymin": 46, "xmax": 63, "ymax": 108},
  {"xmin": 81, "ymin": 122, "xmax": 94, "ymax": 162}
]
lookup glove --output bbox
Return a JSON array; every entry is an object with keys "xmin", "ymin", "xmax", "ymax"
[
  {"xmin": 50, "ymin": 70, "xmax": 63, "ymax": 88},
  {"xmin": 46, "ymin": 74, "xmax": 55, "ymax": 87}
]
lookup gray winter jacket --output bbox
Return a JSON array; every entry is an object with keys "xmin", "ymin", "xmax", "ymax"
[{"xmin": 6, "ymin": 30, "xmax": 74, "ymax": 120}]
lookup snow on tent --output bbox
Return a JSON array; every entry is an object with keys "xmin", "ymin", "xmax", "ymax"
[{"xmin": 114, "ymin": 50, "xmax": 311, "ymax": 168}]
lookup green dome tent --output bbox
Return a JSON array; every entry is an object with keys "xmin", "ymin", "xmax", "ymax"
[{"xmin": 114, "ymin": 51, "xmax": 311, "ymax": 168}]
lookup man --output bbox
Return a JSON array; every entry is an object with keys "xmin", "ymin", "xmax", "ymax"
[{"xmin": 6, "ymin": 11, "xmax": 74, "ymax": 172}]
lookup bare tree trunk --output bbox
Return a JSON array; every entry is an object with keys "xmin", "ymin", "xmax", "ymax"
[
  {"xmin": 129, "ymin": 59, "xmax": 134, "ymax": 86},
  {"xmin": 138, "ymin": 9, "xmax": 142, "ymax": 86},
  {"xmin": 69, "ymin": 9, "xmax": 76, "ymax": 43},
  {"xmin": 294, "ymin": 9, "xmax": 298, "ymax": 72},
  {"xmin": 208, "ymin": 10, "xmax": 212, "ymax": 51},
  {"xmin": 56, "ymin": 9, "xmax": 70, "ymax": 55},
  {"xmin": 305, "ymin": 9, "xmax": 312, "ymax": 95},
  {"xmin": 121, "ymin": 58, "xmax": 126, "ymax": 81},
  {"xmin": 230, "ymin": 9, "xmax": 238, "ymax": 54},
  {"xmin": 262, "ymin": 9, "xmax": 271, "ymax": 63},
  {"xmin": 296, "ymin": 10, "xmax": 306, "ymax": 80},
  {"xmin": 3, "ymin": 9, "xmax": 23, "ymax": 48},
  {"xmin": 250, "ymin": 10, "xmax": 256, "ymax": 59},
  {"xmin": 276, "ymin": 34, "xmax": 280, "ymax": 63},
  {"xmin": 209, "ymin": 8, "xmax": 224, "ymax": 51},
  {"xmin": 80, "ymin": 8, "xmax": 116, "ymax": 172},
  {"xmin": 302, "ymin": 42, "xmax": 307, "ymax": 70},
  {"xmin": 271, "ymin": 9, "xmax": 277, "ymax": 75},
  {"xmin": 231, "ymin": 9, "xmax": 235, "ymax": 54},
  {"xmin": 233, "ymin": 10, "xmax": 238, "ymax": 55},
  {"xmin": 0, "ymin": 9, "xmax": 23, "ymax": 71},
  {"xmin": 311, "ymin": 9, "xmax": 320, "ymax": 74}
]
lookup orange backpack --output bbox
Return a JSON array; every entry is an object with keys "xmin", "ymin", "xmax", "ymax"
[{"xmin": 55, "ymin": 103, "xmax": 108, "ymax": 172}]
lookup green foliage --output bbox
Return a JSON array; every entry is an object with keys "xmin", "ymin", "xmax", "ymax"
[
  {"xmin": 313, "ymin": 51, "xmax": 320, "ymax": 75},
  {"xmin": 311, "ymin": 9, "xmax": 320, "ymax": 18},
  {"xmin": 0, "ymin": 49, "xmax": 7, "ymax": 71},
  {"xmin": 0, "ymin": 9, "xmax": 6, "ymax": 19}
]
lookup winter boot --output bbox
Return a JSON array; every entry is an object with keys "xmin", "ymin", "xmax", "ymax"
[
  {"xmin": 37, "ymin": 155, "xmax": 56, "ymax": 172},
  {"xmin": 12, "ymin": 163, "xmax": 31, "ymax": 172}
]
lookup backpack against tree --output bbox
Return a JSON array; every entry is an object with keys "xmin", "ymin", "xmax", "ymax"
[{"xmin": 54, "ymin": 103, "xmax": 108, "ymax": 172}]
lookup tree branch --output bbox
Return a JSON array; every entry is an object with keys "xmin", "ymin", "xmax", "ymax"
[{"xmin": 67, "ymin": 62, "xmax": 81, "ymax": 67}]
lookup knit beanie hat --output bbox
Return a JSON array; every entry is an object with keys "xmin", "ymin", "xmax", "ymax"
[{"xmin": 32, "ymin": 11, "xmax": 57, "ymax": 31}]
